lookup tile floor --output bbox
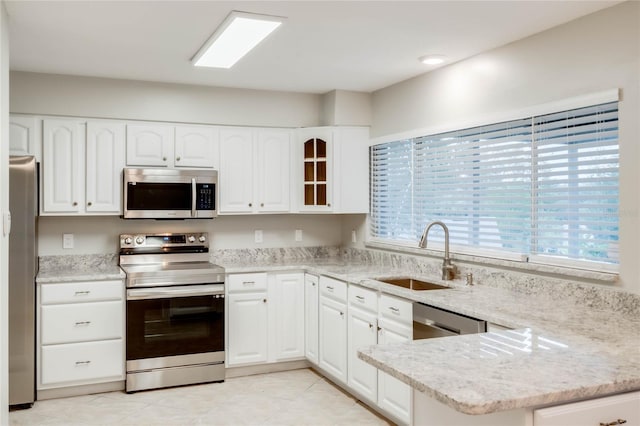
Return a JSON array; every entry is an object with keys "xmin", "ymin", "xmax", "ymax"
[{"xmin": 9, "ymin": 368, "xmax": 392, "ymax": 425}]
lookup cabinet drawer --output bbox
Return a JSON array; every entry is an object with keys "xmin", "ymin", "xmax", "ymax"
[
  {"xmin": 533, "ymin": 391, "xmax": 640, "ymax": 426},
  {"xmin": 41, "ymin": 280, "xmax": 123, "ymax": 305},
  {"xmin": 348, "ymin": 284, "xmax": 377, "ymax": 313},
  {"xmin": 227, "ymin": 273, "xmax": 267, "ymax": 293},
  {"xmin": 320, "ymin": 276, "xmax": 347, "ymax": 302},
  {"xmin": 379, "ymin": 293, "xmax": 412, "ymax": 325},
  {"xmin": 41, "ymin": 301, "xmax": 123, "ymax": 344},
  {"xmin": 41, "ymin": 339, "xmax": 124, "ymax": 385}
]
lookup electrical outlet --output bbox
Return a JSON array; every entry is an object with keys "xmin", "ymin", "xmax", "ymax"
[
  {"xmin": 255, "ymin": 230, "xmax": 263, "ymax": 243},
  {"xmin": 63, "ymin": 233, "xmax": 74, "ymax": 249},
  {"xmin": 295, "ymin": 229, "xmax": 303, "ymax": 242},
  {"xmin": 351, "ymin": 230, "xmax": 357, "ymax": 243}
]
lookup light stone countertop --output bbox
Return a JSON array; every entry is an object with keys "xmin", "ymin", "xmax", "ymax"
[
  {"xmin": 221, "ymin": 257, "xmax": 640, "ymax": 416},
  {"xmin": 37, "ymin": 252, "xmax": 640, "ymax": 415}
]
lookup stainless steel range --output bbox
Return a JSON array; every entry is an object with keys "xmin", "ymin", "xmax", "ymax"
[{"xmin": 119, "ymin": 232, "xmax": 225, "ymax": 393}]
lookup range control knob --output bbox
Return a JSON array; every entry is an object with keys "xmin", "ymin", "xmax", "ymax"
[
  {"xmin": 124, "ymin": 237, "xmax": 133, "ymax": 245},
  {"xmin": 198, "ymin": 235, "xmax": 207, "ymax": 243},
  {"xmin": 188, "ymin": 235, "xmax": 196, "ymax": 243},
  {"xmin": 135, "ymin": 236, "xmax": 145, "ymax": 245}
]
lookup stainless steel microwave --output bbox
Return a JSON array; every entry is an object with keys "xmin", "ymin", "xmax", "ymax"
[{"xmin": 123, "ymin": 168, "xmax": 217, "ymax": 219}]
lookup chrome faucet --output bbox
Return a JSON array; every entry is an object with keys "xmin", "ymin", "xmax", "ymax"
[{"xmin": 419, "ymin": 221, "xmax": 457, "ymax": 281}]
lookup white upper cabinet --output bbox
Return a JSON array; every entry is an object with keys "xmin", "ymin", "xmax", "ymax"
[
  {"xmin": 174, "ymin": 125, "xmax": 219, "ymax": 168},
  {"xmin": 42, "ymin": 118, "xmax": 125, "ymax": 216},
  {"xmin": 219, "ymin": 127, "xmax": 292, "ymax": 214},
  {"xmin": 126, "ymin": 124, "xmax": 217, "ymax": 168},
  {"xmin": 9, "ymin": 115, "xmax": 40, "ymax": 159},
  {"xmin": 126, "ymin": 124, "xmax": 174, "ymax": 167},
  {"xmin": 295, "ymin": 126, "xmax": 369, "ymax": 214},
  {"xmin": 42, "ymin": 119, "xmax": 85, "ymax": 214},
  {"xmin": 85, "ymin": 121, "xmax": 125, "ymax": 213}
]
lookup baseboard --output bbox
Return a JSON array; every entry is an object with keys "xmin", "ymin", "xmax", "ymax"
[
  {"xmin": 225, "ymin": 359, "xmax": 310, "ymax": 378},
  {"xmin": 37, "ymin": 381, "xmax": 124, "ymax": 400}
]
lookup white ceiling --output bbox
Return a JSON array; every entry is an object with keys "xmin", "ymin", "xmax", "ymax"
[{"xmin": 5, "ymin": 1, "xmax": 621, "ymax": 94}]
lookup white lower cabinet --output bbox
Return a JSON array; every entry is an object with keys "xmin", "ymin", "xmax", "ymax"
[
  {"xmin": 226, "ymin": 272, "xmax": 304, "ymax": 367},
  {"xmin": 38, "ymin": 279, "xmax": 124, "ymax": 390},
  {"xmin": 318, "ymin": 276, "xmax": 348, "ymax": 384},
  {"xmin": 347, "ymin": 285, "xmax": 378, "ymax": 404},
  {"xmin": 304, "ymin": 274, "xmax": 319, "ymax": 364},
  {"xmin": 377, "ymin": 294, "xmax": 413, "ymax": 425},
  {"xmin": 533, "ymin": 390, "xmax": 640, "ymax": 426}
]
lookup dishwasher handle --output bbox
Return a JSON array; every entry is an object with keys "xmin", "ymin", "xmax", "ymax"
[{"xmin": 413, "ymin": 302, "xmax": 486, "ymax": 336}]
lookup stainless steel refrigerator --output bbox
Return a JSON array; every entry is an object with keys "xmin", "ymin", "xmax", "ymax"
[{"xmin": 8, "ymin": 155, "xmax": 37, "ymax": 407}]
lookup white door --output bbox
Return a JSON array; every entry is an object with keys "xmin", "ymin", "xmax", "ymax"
[
  {"xmin": 85, "ymin": 121, "xmax": 125, "ymax": 214},
  {"xmin": 174, "ymin": 125, "xmax": 218, "ymax": 168},
  {"xmin": 126, "ymin": 124, "xmax": 173, "ymax": 167},
  {"xmin": 378, "ymin": 318, "xmax": 412, "ymax": 425},
  {"xmin": 42, "ymin": 119, "xmax": 85, "ymax": 213},
  {"xmin": 227, "ymin": 292, "xmax": 268, "ymax": 366},
  {"xmin": 271, "ymin": 273, "xmax": 304, "ymax": 361},
  {"xmin": 9, "ymin": 115, "xmax": 39, "ymax": 157},
  {"xmin": 348, "ymin": 307, "xmax": 378, "ymax": 404},
  {"xmin": 256, "ymin": 129, "xmax": 291, "ymax": 212},
  {"xmin": 219, "ymin": 128, "xmax": 254, "ymax": 213},
  {"xmin": 304, "ymin": 274, "xmax": 319, "ymax": 364},
  {"xmin": 296, "ymin": 127, "xmax": 333, "ymax": 212},
  {"xmin": 319, "ymin": 295, "xmax": 347, "ymax": 384}
]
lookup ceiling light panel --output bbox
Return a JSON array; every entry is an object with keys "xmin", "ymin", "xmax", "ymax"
[{"xmin": 192, "ymin": 11, "xmax": 285, "ymax": 69}]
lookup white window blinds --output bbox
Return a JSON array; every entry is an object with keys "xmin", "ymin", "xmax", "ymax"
[{"xmin": 370, "ymin": 101, "xmax": 619, "ymax": 268}]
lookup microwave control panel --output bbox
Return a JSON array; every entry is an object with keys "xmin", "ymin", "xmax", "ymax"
[{"xmin": 196, "ymin": 183, "xmax": 215, "ymax": 210}]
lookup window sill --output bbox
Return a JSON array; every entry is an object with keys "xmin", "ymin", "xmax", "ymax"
[{"xmin": 364, "ymin": 240, "xmax": 619, "ymax": 284}]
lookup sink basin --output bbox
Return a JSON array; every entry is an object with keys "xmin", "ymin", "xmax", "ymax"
[{"xmin": 376, "ymin": 277, "xmax": 450, "ymax": 291}]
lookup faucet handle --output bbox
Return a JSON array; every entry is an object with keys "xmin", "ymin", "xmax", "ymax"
[{"xmin": 466, "ymin": 273, "xmax": 473, "ymax": 286}]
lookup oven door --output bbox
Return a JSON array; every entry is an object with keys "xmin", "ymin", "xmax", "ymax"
[{"xmin": 126, "ymin": 284, "xmax": 224, "ymax": 361}]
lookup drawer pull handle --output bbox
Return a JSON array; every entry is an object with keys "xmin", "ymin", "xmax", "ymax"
[
  {"xmin": 74, "ymin": 291, "xmax": 90, "ymax": 296},
  {"xmin": 75, "ymin": 321, "xmax": 91, "ymax": 326},
  {"xmin": 389, "ymin": 307, "xmax": 400, "ymax": 313},
  {"xmin": 242, "ymin": 281, "xmax": 255, "ymax": 285},
  {"xmin": 327, "ymin": 286, "xmax": 334, "ymax": 291},
  {"xmin": 355, "ymin": 295, "xmax": 365, "ymax": 301},
  {"xmin": 600, "ymin": 420, "xmax": 627, "ymax": 426},
  {"xmin": 75, "ymin": 361, "xmax": 91, "ymax": 366}
]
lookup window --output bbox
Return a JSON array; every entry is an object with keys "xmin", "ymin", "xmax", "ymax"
[{"xmin": 370, "ymin": 101, "xmax": 619, "ymax": 268}]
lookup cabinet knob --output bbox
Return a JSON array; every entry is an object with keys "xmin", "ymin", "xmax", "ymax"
[
  {"xmin": 260, "ymin": 203, "xmax": 264, "ymax": 207},
  {"xmin": 162, "ymin": 157, "xmax": 167, "ymax": 161},
  {"xmin": 72, "ymin": 202, "xmax": 78, "ymax": 206},
  {"xmin": 87, "ymin": 202, "xmax": 92, "ymax": 206},
  {"xmin": 263, "ymin": 298, "xmax": 267, "ymax": 303},
  {"xmin": 327, "ymin": 203, "xmax": 331, "ymax": 207},
  {"xmin": 176, "ymin": 157, "xmax": 181, "ymax": 161},
  {"xmin": 249, "ymin": 203, "xmax": 252, "ymax": 207}
]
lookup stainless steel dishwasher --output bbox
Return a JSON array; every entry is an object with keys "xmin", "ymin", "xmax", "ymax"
[{"xmin": 413, "ymin": 303, "xmax": 486, "ymax": 339}]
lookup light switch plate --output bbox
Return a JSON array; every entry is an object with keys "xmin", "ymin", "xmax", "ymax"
[
  {"xmin": 63, "ymin": 233, "xmax": 74, "ymax": 249},
  {"xmin": 255, "ymin": 230, "xmax": 263, "ymax": 243},
  {"xmin": 295, "ymin": 229, "xmax": 302, "ymax": 242}
]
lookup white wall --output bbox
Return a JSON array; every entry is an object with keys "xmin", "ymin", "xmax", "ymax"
[
  {"xmin": 10, "ymin": 71, "xmax": 322, "ymax": 128},
  {"xmin": 321, "ymin": 90, "xmax": 372, "ymax": 126},
  {"xmin": 0, "ymin": 1, "xmax": 9, "ymax": 422},
  {"xmin": 367, "ymin": 1, "xmax": 640, "ymax": 293},
  {"xmin": 38, "ymin": 215, "xmax": 343, "ymax": 256}
]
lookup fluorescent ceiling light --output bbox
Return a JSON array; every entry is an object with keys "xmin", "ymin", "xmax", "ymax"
[
  {"xmin": 192, "ymin": 11, "xmax": 284, "ymax": 69},
  {"xmin": 419, "ymin": 55, "xmax": 446, "ymax": 65}
]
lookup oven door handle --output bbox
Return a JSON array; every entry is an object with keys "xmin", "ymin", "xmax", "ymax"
[
  {"xmin": 127, "ymin": 284, "xmax": 224, "ymax": 300},
  {"xmin": 191, "ymin": 178, "xmax": 197, "ymax": 218}
]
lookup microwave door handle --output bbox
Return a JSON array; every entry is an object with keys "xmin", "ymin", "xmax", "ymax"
[{"xmin": 191, "ymin": 178, "xmax": 197, "ymax": 217}]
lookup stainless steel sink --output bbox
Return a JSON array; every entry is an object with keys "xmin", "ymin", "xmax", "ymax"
[{"xmin": 376, "ymin": 277, "xmax": 450, "ymax": 291}]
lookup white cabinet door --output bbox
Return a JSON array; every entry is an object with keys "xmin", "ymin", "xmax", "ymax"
[
  {"xmin": 85, "ymin": 121, "xmax": 125, "ymax": 214},
  {"xmin": 10, "ymin": 115, "xmax": 39, "ymax": 158},
  {"xmin": 378, "ymin": 317, "xmax": 412, "ymax": 425},
  {"xmin": 175, "ymin": 125, "xmax": 218, "ymax": 168},
  {"xmin": 270, "ymin": 273, "xmax": 304, "ymax": 361},
  {"xmin": 227, "ymin": 292, "xmax": 268, "ymax": 366},
  {"xmin": 42, "ymin": 119, "xmax": 85, "ymax": 213},
  {"xmin": 534, "ymin": 390, "xmax": 640, "ymax": 426},
  {"xmin": 319, "ymin": 295, "xmax": 347, "ymax": 384},
  {"xmin": 332, "ymin": 126, "xmax": 369, "ymax": 213},
  {"xmin": 304, "ymin": 274, "xmax": 319, "ymax": 365},
  {"xmin": 297, "ymin": 127, "xmax": 333, "ymax": 212},
  {"xmin": 257, "ymin": 129, "xmax": 291, "ymax": 212},
  {"xmin": 348, "ymin": 306, "xmax": 378, "ymax": 404},
  {"xmin": 219, "ymin": 128, "xmax": 254, "ymax": 213},
  {"xmin": 126, "ymin": 124, "xmax": 174, "ymax": 167}
]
